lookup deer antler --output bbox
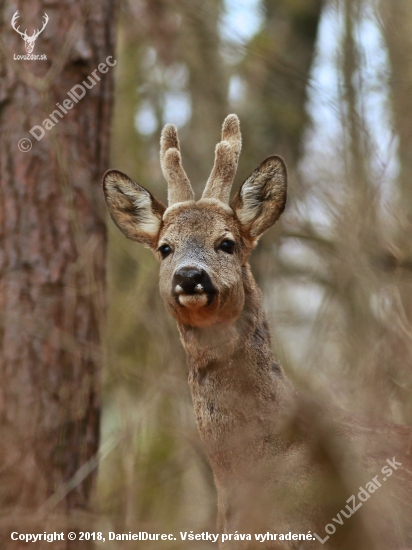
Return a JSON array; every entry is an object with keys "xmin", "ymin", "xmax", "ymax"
[
  {"xmin": 31, "ymin": 13, "xmax": 49, "ymax": 40},
  {"xmin": 160, "ymin": 124, "xmax": 194, "ymax": 206},
  {"xmin": 202, "ymin": 114, "xmax": 242, "ymax": 204},
  {"xmin": 11, "ymin": 11, "xmax": 28, "ymax": 39}
]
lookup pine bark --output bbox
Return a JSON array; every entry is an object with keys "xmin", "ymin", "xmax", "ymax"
[{"xmin": 0, "ymin": 0, "xmax": 117, "ymax": 545}]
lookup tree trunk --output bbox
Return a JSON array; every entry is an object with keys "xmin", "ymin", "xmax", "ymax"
[
  {"xmin": 377, "ymin": 0, "xmax": 412, "ymax": 421},
  {"xmin": 237, "ymin": 0, "xmax": 324, "ymax": 289},
  {"xmin": 0, "ymin": 0, "xmax": 117, "ymax": 545},
  {"xmin": 379, "ymin": 0, "xmax": 412, "ymax": 220},
  {"xmin": 178, "ymin": 0, "xmax": 229, "ymax": 190},
  {"xmin": 239, "ymin": 0, "xmax": 324, "ymax": 168}
]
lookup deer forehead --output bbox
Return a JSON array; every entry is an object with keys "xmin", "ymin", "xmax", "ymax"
[{"xmin": 159, "ymin": 202, "xmax": 240, "ymax": 246}]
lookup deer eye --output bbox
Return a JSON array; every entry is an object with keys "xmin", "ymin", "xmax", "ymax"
[
  {"xmin": 218, "ymin": 239, "xmax": 235, "ymax": 254},
  {"xmin": 158, "ymin": 244, "xmax": 173, "ymax": 259}
]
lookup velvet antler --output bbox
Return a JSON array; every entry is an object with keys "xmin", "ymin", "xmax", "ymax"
[
  {"xmin": 202, "ymin": 114, "xmax": 242, "ymax": 203},
  {"xmin": 160, "ymin": 124, "xmax": 194, "ymax": 205}
]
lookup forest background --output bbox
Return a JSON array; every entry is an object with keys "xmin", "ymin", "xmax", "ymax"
[{"xmin": 1, "ymin": 0, "xmax": 412, "ymax": 548}]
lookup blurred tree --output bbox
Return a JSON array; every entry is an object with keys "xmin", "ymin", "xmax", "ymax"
[
  {"xmin": 238, "ymin": 0, "xmax": 324, "ymax": 168},
  {"xmin": 177, "ymin": 0, "xmax": 229, "ymax": 188},
  {"xmin": 0, "ymin": 0, "xmax": 117, "ymax": 545},
  {"xmin": 379, "ymin": 0, "xmax": 412, "ymax": 223},
  {"xmin": 332, "ymin": 0, "xmax": 383, "ymax": 402}
]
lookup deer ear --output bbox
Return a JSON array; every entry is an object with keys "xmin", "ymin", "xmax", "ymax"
[
  {"xmin": 231, "ymin": 156, "xmax": 287, "ymax": 239},
  {"xmin": 103, "ymin": 170, "xmax": 166, "ymax": 248}
]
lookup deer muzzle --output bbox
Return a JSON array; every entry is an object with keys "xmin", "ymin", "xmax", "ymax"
[{"xmin": 172, "ymin": 267, "xmax": 216, "ymax": 308}]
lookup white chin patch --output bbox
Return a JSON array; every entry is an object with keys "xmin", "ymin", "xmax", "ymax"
[{"xmin": 178, "ymin": 294, "xmax": 208, "ymax": 309}]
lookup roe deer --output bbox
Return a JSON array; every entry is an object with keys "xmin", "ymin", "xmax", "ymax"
[{"xmin": 103, "ymin": 115, "xmax": 412, "ymax": 549}]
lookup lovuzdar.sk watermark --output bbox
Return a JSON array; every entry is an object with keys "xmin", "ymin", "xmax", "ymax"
[
  {"xmin": 17, "ymin": 56, "xmax": 116, "ymax": 153},
  {"xmin": 313, "ymin": 456, "xmax": 403, "ymax": 544},
  {"xmin": 11, "ymin": 10, "xmax": 48, "ymax": 60}
]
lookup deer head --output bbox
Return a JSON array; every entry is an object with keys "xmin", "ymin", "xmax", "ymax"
[
  {"xmin": 11, "ymin": 11, "xmax": 49, "ymax": 54},
  {"xmin": 103, "ymin": 115, "xmax": 287, "ymax": 328}
]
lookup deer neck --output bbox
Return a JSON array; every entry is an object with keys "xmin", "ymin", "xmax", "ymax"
[
  {"xmin": 176, "ymin": 265, "xmax": 297, "ymax": 480},
  {"xmin": 178, "ymin": 266, "xmax": 268, "ymax": 365}
]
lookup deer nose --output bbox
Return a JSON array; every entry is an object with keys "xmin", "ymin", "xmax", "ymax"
[{"xmin": 173, "ymin": 267, "xmax": 210, "ymax": 294}]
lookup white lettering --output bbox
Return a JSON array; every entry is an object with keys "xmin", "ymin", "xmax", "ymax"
[
  {"xmin": 69, "ymin": 84, "xmax": 86, "ymax": 101},
  {"xmin": 30, "ymin": 125, "xmax": 45, "ymax": 141}
]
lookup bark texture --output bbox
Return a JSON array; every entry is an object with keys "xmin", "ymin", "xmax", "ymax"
[{"xmin": 0, "ymin": 0, "xmax": 117, "ymax": 545}]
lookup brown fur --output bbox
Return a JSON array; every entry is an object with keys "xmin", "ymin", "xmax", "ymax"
[{"xmin": 103, "ymin": 116, "xmax": 412, "ymax": 549}]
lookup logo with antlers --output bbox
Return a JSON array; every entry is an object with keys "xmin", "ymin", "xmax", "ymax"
[{"xmin": 11, "ymin": 11, "xmax": 49, "ymax": 54}]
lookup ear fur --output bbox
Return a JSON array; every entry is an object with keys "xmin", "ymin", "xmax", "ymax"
[
  {"xmin": 102, "ymin": 170, "xmax": 166, "ymax": 247},
  {"xmin": 231, "ymin": 156, "xmax": 287, "ymax": 238}
]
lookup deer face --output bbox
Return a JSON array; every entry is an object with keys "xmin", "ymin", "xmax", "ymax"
[
  {"xmin": 103, "ymin": 115, "xmax": 287, "ymax": 328},
  {"xmin": 157, "ymin": 201, "xmax": 246, "ymax": 327}
]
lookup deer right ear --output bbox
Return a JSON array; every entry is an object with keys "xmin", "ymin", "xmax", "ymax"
[
  {"xmin": 231, "ymin": 156, "xmax": 287, "ymax": 239},
  {"xmin": 103, "ymin": 170, "xmax": 166, "ymax": 248}
]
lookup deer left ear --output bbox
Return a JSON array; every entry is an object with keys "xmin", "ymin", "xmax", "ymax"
[{"xmin": 231, "ymin": 155, "xmax": 287, "ymax": 239}]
